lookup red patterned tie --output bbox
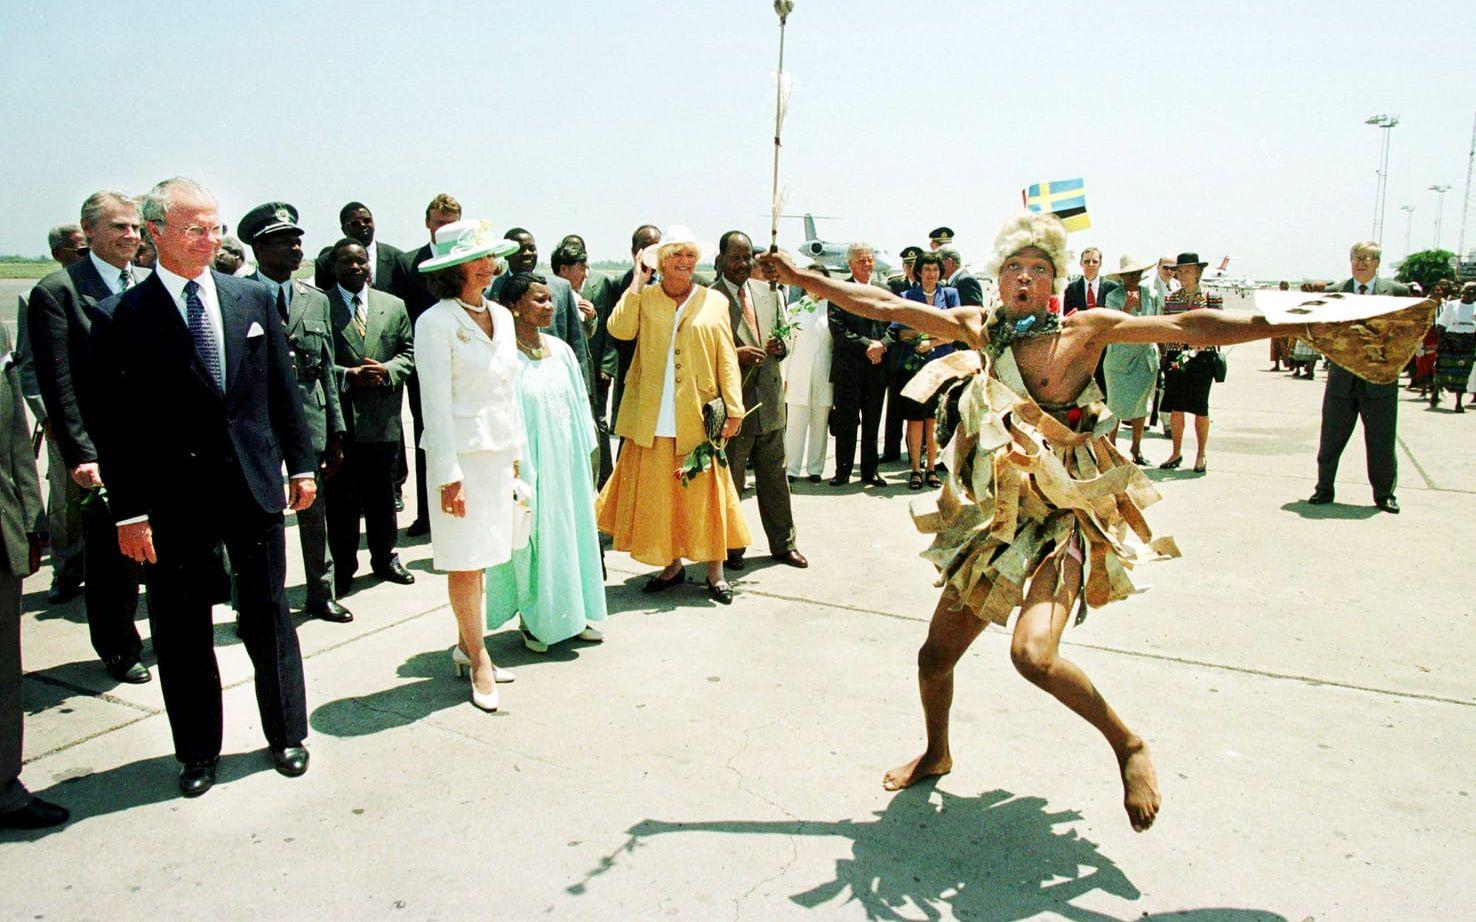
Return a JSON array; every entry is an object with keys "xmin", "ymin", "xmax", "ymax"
[{"xmin": 1086, "ymin": 281, "xmax": 1096, "ymax": 308}]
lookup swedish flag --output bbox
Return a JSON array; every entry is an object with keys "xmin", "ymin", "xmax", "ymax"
[{"xmin": 1023, "ymin": 178, "xmax": 1090, "ymax": 232}]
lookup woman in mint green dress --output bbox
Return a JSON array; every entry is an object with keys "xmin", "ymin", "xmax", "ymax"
[{"xmin": 486, "ymin": 273, "xmax": 608, "ymax": 652}]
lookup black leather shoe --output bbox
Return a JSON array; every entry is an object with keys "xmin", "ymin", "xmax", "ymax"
[
  {"xmin": 771, "ymin": 550, "xmax": 809, "ymax": 568},
  {"xmin": 307, "ymin": 600, "xmax": 353, "ymax": 623},
  {"xmin": 705, "ymin": 580, "xmax": 734, "ymax": 605},
  {"xmin": 373, "ymin": 560, "xmax": 415, "ymax": 585},
  {"xmin": 863, "ymin": 475, "xmax": 888, "ymax": 488},
  {"xmin": 725, "ymin": 551, "xmax": 747, "ymax": 571},
  {"xmin": 828, "ymin": 475, "xmax": 850, "ymax": 487},
  {"xmin": 807, "ymin": 474, "xmax": 822, "ymax": 483},
  {"xmin": 0, "ymin": 796, "xmax": 69, "ymax": 829},
  {"xmin": 47, "ymin": 578, "xmax": 83, "ymax": 605},
  {"xmin": 1375, "ymin": 496, "xmax": 1400, "ymax": 514},
  {"xmin": 178, "ymin": 759, "xmax": 218, "ymax": 798},
  {"xmin": 879, "ymin": 452, "xmax": 901, "ymax": 463},
  {"xmin": 272, "ymin": 746, "xmax": 309, "ymax": 778},
  {"xmin": 786, "ymin": 475, "xmax": 797, "ymax": 485},
  {"xmin": 104, "ymin": 656, "xmax": 151, "ymax": 684},
  {"xmin": 393, "ymin": 494, "xmax": 405, "ymax": 513},
  {"xmin": 1307, "ymin": 490, "xmax": 1334, "ymax": 505},
  {"xmin": 642, "ymin": 569, "xmax": 686, "ymax": 593},
  {"xmin": 405, "ymin": 518, "xmax": 431, "ymax": 537}
]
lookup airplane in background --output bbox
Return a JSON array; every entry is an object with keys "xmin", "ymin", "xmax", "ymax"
[
  {"xmin": 1201, "ymin": 256, "xmax": 1263, "ymax": 296},
  {"xmin": 776, "ymin": 213, "xmax": 897, "ymax": 277}
]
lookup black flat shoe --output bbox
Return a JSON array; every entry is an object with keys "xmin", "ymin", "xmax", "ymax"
[
  {"xmin": 828, "ymin": 475, "xmax": 850, "ymax": 487},
  {"xmin": 642, "ymin": 569, "xmax": 686, "ymax": 593},
  {"xmin": 1158, "ymin": 456, "xmax": 1182, "ymax": 470},
  {"xmin": 704, "ymin": 580, "xmax": 734, "ymax": 605},
  {"xmin": 1131, "ymin": 451, "xmax": 1149, "ymax": 466},
  {"xmin": 1193, "ymin": 460, "xmax": 1207, "ymax": 474},
  {"xmin": 306, "ymin": 600, "xmax": 353, "ymax": 623},
  {"xmin": 271, "ymin": 746, "xmax": 309, "ymax": 778},
  {"xmin": 863, "ymin": 476, "xmax": 888, "ymax": 488},
  {"xmin": 178, "ymin": 759, "xmax": 218, "ymax": 798},
  {"xmin": 807, "ymin": 474, "xmax": 822, "ymax": 483},
  {"xmin": 0, "ymin": 796, "xmax": 69, "ymax": 830},
  {"xmin": 373, "ymin": 560, "xmax": 416, "ymax": 585},
  {"xmin": 405, "ymin": 518, "xmax": 431, "ymax": 537},
  {"xmin": 1307, "ymin": 491, "xmax": 1334, "ymax": 505},
  {"xmin": 725, "ymin": 552, "xmax": 747, "ymax": 571}
]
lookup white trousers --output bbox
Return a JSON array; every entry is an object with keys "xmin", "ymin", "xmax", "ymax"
[{"xmin": 784, "ymin": 402, "xmax": 830, "ymax": 477}]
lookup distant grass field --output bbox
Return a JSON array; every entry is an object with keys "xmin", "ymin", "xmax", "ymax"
[{"xmin": 0, "ymin": 260, "xmax": 59, "ymax": 279}]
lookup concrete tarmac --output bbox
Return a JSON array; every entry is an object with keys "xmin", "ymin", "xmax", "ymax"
[{"xmin": 2, "ymin": 338, "xmax": 1473, "ymax": 920}]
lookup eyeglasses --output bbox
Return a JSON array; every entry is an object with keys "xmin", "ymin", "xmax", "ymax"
[
  {"xmin": 158, "ymin": 221, "xmax": 224, "ymax": 241},
  {"xmin": 1001, "ymin": 261, "xmax": 1053, "ymax": 279}
]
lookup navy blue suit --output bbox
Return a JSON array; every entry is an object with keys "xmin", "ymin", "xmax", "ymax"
[{"xmin": 93, "ymin": 270, "xmax": 314, "ymax": 763}]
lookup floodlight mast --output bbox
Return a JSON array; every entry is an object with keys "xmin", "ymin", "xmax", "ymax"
[{"xmin": 1365, "ymin": 114, "xmax": 1399, "ymax": 247}]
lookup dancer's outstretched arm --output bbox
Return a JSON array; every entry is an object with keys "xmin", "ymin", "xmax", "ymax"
[
  {"xmin": 759, "ymin": 251, "xmax": 983, "ymax": 348},
  {"xmin": 1077, "ymin": 306, "xmax": 1311, "ymax": 349}
]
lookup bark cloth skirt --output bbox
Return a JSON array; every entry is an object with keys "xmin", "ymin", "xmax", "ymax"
[{"xmin": 902, "ymin": 347, "xmax": 1180, "ymax": 626}]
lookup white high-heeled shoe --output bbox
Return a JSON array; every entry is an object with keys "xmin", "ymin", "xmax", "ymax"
[
  {"xmin": 468, "ymin": 665, "xmax": 499, "ymax": 712},
  {"xmin": 451, "ymin": 646, "xmax": 516, "ymax": 683}
]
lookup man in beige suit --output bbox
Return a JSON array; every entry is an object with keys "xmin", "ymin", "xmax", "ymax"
[{"xmin": 711, "ymin": 232, "xmax": 807, "ymax": 569}]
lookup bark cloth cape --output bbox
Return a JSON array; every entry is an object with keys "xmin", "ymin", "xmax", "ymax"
[{"xmin": 901, "ymin": 297, "xmax": 1436, "ymax": 627}]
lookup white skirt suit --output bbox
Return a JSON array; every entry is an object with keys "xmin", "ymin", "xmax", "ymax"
[{"xmin": 415, "ymin": 299, "xmax": 525, "ymax": 572}]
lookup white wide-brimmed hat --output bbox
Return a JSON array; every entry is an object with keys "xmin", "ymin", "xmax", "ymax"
[
  {"xmin": 1105, "ymin": 253, "xmax": 1157, "ymax": 280},
  {"xmin": 417, "ymin": 219, "xmax": 521, "ymax": 273},
  {"xmin": 640, "ymin": 224, "xmax": 714, "ymax": 270}
]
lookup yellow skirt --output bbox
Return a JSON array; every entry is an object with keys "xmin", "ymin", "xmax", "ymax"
[{"xmin": 596, "ymin": 437, "xmax": 751, "ymax": 566}]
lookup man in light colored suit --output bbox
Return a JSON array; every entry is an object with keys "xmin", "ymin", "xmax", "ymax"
[
  {"xmin": 712, "ymin": 232, "xmax": 807, "ymax": 570},
  {"xmin": 324, "ymin": 239, "xmax": 416, "ymax": 590},
  {"xmin": 1308, "ymin": 241, "xmax": 1410, "ymax": 513},
  {"xmin": 241, "ymin": 203, "xmax": 352, "ymax": 622},
  {"xmin": 0, "ymin": 323, "xmax": 68, "ymax": 829}
]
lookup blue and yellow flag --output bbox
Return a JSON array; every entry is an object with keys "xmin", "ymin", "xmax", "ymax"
[{"xmin": 1023, "ymin": 178, "xmax": 1090, "ymax": 232}]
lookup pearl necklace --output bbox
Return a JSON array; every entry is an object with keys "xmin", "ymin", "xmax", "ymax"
[{"xmin": 456, "ymin": 297, "xmax": 488, "ymax": 314}]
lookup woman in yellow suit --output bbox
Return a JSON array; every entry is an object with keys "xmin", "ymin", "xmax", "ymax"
[{"xmin": 596, "ymin": 226, "xmax": 749, "ymax": 603}]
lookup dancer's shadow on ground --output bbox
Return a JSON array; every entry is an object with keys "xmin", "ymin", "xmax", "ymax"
[
  {"xmin": 0, "ymin": 752, "xmax": 271, "ymax": 843},
  {"xmin": 569, "ymin": 784, "xmax": 1286, "ymax": 921},
  {"xmin": 1279, "ymin": 500, "xmax": 1381, "ymax": 521}
]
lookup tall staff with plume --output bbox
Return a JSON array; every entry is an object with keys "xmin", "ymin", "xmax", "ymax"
[{"xmin": 768, "ymin": 0, "xmax": 795, "ymax": 280}]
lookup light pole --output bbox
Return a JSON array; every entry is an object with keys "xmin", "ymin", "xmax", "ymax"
[
  {"xmin": 1366, "ymin": 114, "xmax": 1399, "ymax": 246},
  {"xmin": 1400, "ymin": 204, "xmax": 1416, "ymax": 257},
  {"xmin": 1429, "ymin": 184, "xmax": 1452, "ymax": 249}
]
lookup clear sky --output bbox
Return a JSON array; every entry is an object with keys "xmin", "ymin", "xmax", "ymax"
[{"xmin": 2, "ymin": 0, "xmax": 1474, "ymax": 280}]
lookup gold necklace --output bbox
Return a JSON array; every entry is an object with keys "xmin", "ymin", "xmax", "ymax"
[{"xmin": 516, "ymin": 332, "xmax": 544, "ymax": 359}]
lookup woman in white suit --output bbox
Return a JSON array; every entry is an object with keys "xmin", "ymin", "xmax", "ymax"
[
  {"xmin": 415, "ymin": 220, "xmax": 523, "ymax": 712},
  {"xmin": 783, "ymin": 265, "xmax": 834, "ymax": 481}
]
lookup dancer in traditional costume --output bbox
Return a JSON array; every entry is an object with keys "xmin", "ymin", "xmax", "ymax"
[{"xmin": 757, "ymin": 212, "xmax": 1433, "ymax": 832}]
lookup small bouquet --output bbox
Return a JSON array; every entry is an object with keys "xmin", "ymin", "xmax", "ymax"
[
  {"xmin": 901, "ymin": 333, "xmax": 933, "ymax": 374},
  {"xmin": 676, "ymin": 398, "xmax": 732, "ymax": 486}
]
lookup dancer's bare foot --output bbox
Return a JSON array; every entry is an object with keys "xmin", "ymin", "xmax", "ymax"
[
  {"xmin": 1119, "ymin": 739, "xmax": 1161, "ymax": 831},
  {"xmin": 882, "ymin": 752, "xmax": 952, "ymax": 791}
]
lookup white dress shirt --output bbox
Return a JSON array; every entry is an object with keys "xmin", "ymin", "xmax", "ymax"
[
  {"xmin": 1084, "ymin": 276, "xmax": 1099, "ymax": 304},
  {"xmin": 90, "ymin": 250, "xmax": 137, "ymax": 295},
  {"xmin": 365, "ymin": 240, "xmax": 378, "ymax": 284}
]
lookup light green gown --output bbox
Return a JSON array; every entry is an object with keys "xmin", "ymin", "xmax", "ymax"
[
  {"xmin": 486, "ymin": 336, "xmax": 607, "ymax": 643},
  {"xmin": 1102, "ymin": 283, "xmax": 1162, "ymax": 420}
]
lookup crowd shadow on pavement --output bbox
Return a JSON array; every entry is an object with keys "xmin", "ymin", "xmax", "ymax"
[
  {"xmin": 0, "ymin": 752, "xmax": 271, "ymax": 842},
  {"xmin": 568, "ymin": 785, "xmax": 1287, "ymax": 921},
  {"xmin": 1279, "ymin": 500, "xmax": 1381, "ymax": 521}
]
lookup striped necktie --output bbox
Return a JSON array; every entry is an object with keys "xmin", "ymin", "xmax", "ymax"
[
  {"xmin": 184, "ymin": 280, "xmax": 223, "ymax": 390},
  {"xmin": 119, "ymin": 267, "xmax": 134, "ymax": 291},
  {"xmin": 351, "ymin": 293, "xmax": 367, "ymax": 337}
]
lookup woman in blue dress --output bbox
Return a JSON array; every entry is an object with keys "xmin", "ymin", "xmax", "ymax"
[
  {"xmin": 486, "ymin": 272, "xmax": 608, "ymax": 652},
  {"xmin": 895, "ymin": 252, "xmax": 959, "ymax": 489}
]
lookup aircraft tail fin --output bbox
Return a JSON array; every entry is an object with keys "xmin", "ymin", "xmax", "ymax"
[
  {"xmin": 804, "ymin": 213, "xmax": 817, "ymax": 241},
  {"xmin": 1216, "ymin": 256, "xmax": 1231, "ymax": 273}
]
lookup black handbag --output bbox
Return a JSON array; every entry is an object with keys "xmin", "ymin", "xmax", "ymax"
[
  {"xmin": 1212, "ymin": 350, "xmax": 1228, "ymax": 383},
  {"xmin": 701, "ymin": 397, "xmax": 727, "ymax": 443}
]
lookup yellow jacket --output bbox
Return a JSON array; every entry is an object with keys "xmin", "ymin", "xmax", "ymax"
[{"xmin": 609, "ymin": 284, "xmax": 744, "ymax": 456}]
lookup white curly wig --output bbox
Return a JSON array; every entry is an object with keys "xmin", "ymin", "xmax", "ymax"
[{"xmin": 983, "ymin": 211, "xmax": 1071, "ymax": 292}]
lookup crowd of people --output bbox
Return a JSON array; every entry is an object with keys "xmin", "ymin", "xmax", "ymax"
[{"xmin": 0, "ymin": 179, "xmax": 1444, "ymax": 832}]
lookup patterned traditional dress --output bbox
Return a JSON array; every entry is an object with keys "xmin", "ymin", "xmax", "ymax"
[
  {"xmin": 904, "ymin": 325, "xmax": 1180, "ymax": 626},
  {"xmin": 1433, "ymin": 299, "xmax": 1476, "ymax": 392},
  {"xmin": 1159, "ymin": 289, "xmax": 1222, "ymax": 416}
]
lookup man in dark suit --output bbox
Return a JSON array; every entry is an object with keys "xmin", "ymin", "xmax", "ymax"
[
  {"xmin": 829, "ymin": 242, "xmax": 893, "ymax": 488},
  {"xmin": 15, "ymin": 223, "xmax": 88, "ymax": 606},
  {"xmin": 937, "ymin": 246, "xmax": 985, "ymax": 307},
  {"xmin": 487, "ymin": 228, "xmax": 592, "ymax": 387},
  {"xmin": 312, "ymin": 202, "xmax": 406, "ymax": 295},
  {"xmin": 324, "ymin": 240, "xmax": 416, "ymax": 591},
  {"xmin": 95, "ymin": 177, "xmax": 317, "ymax": 796},
  {"xmin": 241, "ymin": 202, "xmax": 351, "ymax": 622},
  {"xmin": 1062, "ymin": 247, "xmax": 1122, "ymax": 313},
  {"xmin": 712, "ymin": 231, "xmax": 807, "ymax": 570},
  {"xmin": 1308, "ymin": 241, "xmax": 1409, "ymax": 513},
  {"xmin": 393, "ymin": 194, "xmax": 464, "ymax": 537},
  {"xmin": 587, "ymin": 224, "xmax": 661, "ymax": 445},
  {"xmin": 0, "ymin": 324, "xmax": 69, "ymax": 829},
  {"xmin": 27, "ymin": 191, "xmax": 149, "ymax": 684}
]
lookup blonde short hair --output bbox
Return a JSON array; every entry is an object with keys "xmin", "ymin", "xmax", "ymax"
[
  {"xmin": 1349, "ymin": 240, "xmax": 1382, "ymax": 261},
  {"xmin": 984, "ymin": 212, "xmax": 1070, "ymax": 292},
  {"xmin": 656, "ymin": 242, "xmax": 700, "ymax": 269}
]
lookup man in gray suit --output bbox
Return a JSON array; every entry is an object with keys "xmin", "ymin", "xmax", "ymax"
[
  {"xmin": 1308, "ymin": 240, "xmax": 1409, "ymax": 514},
  {"xmin": 937, "ymin": 246, "xmax": 985, "ymax": 307},
  {"xmin": 15, "ymin": 223, "xmax": 87, "ymax": 605},
  {"xmin": 0, "ymin": 324, "xmax": 68, "ymax": 829},
  {"xmin": 324, "ymin": 239, "xmax": 416, "ymax": 590},
  {"xmin": 712, "ymin": 231, "xmax": 807, "ymax": 570},
  {"xmin": 240, "ymin": 203, "xmax": 353, "ymax": 622}
]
